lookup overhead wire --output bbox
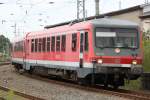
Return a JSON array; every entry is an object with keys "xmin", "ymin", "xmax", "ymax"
[{"xmin": 20, "ymin": 0, "xmax": 77, "ymax": 29}]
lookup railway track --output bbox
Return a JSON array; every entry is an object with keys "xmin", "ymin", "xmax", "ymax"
[
  {"xmin": 2, "ymin": 63, "xmax": 150, "ymax": 100},
  {"xmin": 114, "ymin": 89, "xmax": 150, "ymax": 100},
  {"xmin": 0, "ymin": 62, "xmax": 11, "ymax": 66},
  {"xmin": 24, "ymin": 73, "xmax": 150, "ymax": 100},
  {"xmin": 0, "ymin": 63, "xmax": 45, "ymax": 100},
  {"xmin": 0, "ymin": 86, "xmax": 44, "ymax": 100}
]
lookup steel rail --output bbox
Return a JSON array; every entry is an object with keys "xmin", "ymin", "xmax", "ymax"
[
  {"xmin": 0, "ymin": 63, "xmax": 45, "ymax": 100},
  {"xmin": 3, "ymin": 63, "xmax": 150, "ymax": 100},
  {"xmin": 0, "ymin": 62, "xmax": 10, "ymax": 66},
  {"xmin": 0, "ymin": 86, "xmax": 45, "ymax": 100},
  {"xmin": 24, "ymin": 73, "xmax": 150, "ymax": 100}
]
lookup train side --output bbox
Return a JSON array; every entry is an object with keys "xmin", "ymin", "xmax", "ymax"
[{"xmin": 12, "ymin": 18, "xmax": 143, "ymax": 88}]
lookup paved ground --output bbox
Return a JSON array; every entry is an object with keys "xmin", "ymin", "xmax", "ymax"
[{"xmin": 0, "ymin": 65, "xmax": 129, "ymax": 100}]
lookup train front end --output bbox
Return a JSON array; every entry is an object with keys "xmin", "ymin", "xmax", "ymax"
[{"xmin": 90, "ymin": 19, "xmax": 143, "ymax": 88}]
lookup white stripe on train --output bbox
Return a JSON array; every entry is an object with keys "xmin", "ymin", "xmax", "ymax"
[{"xmin": 12, "ymin": 57, "xmax": 132, "ymax": 68}]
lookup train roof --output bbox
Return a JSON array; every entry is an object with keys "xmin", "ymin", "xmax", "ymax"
[
  {"xmin": 90, "ymin": 18, "xmax": 138, "ymax": 27},
  {"xmin": 27, "ymin": 18, "xmax": 139, "ymax": 38},
  {"xmin": 45, "ymin": 18, "xmax": 138, "ymax": 29}
]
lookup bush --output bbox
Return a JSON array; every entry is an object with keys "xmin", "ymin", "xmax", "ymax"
[
  {"xmin": 143, "ymin": 30, "xmax": 150, "ymax": 40},
  {"xmin": 143, "ymin": 40, "xmax": 150, "ymax": 72}
]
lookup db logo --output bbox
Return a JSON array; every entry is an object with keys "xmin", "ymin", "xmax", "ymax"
[{"xmin": 115, "ymin": 48, "xmax": 120, "ymax": 54}]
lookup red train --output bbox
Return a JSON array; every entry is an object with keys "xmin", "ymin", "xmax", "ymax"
[{"xmin": 12, "ymin": 18, "xmax": 143, "ymax": 88}]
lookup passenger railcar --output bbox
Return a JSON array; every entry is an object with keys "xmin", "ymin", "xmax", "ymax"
[{"xmin": 12, "ymin": 18, "xmax": 143, "ymax": 88}]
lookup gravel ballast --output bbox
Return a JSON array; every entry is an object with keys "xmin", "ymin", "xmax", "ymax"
[{"xmin": 0, "ymin": 65, "xmax": 129, "ymax": 100}]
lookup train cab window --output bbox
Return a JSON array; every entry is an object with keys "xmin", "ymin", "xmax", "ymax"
[
  {"xmin": 56, "ymin": 36, "xmax": 60, "ymax": 51},
  {"xmin": 42, "ymin": 37, "xmax": 46, "ymax": 52},
  {"xmin": 61, "ymin": 35, "xmax": 66, "ymax": 52},
  {"xmin": 38, "ymin": 38, "xmax": 42, "ymax": 52},
  {"xmin": 72, "ymin": 33, "xmax": 77, "ymax": 51},
  {"xmin": 84, "ymin": 32, "xmax": 89, "ymax": 51},
  {"xmin": 35, "ymin": 39, "xmax": 38, "ymax": 52},
  {"xmin": 31, "ymin": 39, "xmax": 34, "ymax": 52},
  {"xmin": 51, "ymin": 36, "xmax": 55, "ymax": 52},
  {"xmin": 47, "ymin": 37, "xmax": 50, "ymax": 52},
  {"xmin": 95, "ymin": 28, "xmax": 138, "ymax": 48}
]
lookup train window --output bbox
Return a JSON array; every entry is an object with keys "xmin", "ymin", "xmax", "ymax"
[
  {"xmin": 14, "ymin": 43, "xmax": 17, "ymax": 51},
  {"xmin": 14, "ymin": 41, "xmax": 23, "ymax": 51},
  {"xmin": 51, "ymin": 36, "xmax": 55, "ymax": 52},
  {"xmin": 14, "ymin": 44, "xmax": 16, "ymax": 51},
  {"xmin": 84, "ymin": 32, "xmax": 89, "ymax": 51},
  {"xmin": 35, "ymin": 39, "xmax": 38, "ymax": 52},
  {"xmin": 38, "ymin": 38, "xmax": 42, "ymax": 52},
  {"xmin": 42, "ymin": 37, "xmax": 46, "ymax": 52},
  {"xmin": 31, "ymin": 39, "xmax": 34, "ymax": 52},
  {"xmin": 72, "ymin": 33, "xmax": 77, "ymax": 51},
  {"xmin": 26, "ymin": 40, "xmax": 29, "ymax": 53},
  {"xmin": 47, "ymin": 37, "xmax": 50, "ymax": 52},
  {"xmin": 61, "ymin": 35, "xmax": 66, "ymax": 52},
  {"xmin": 80, "ymin": 34, "xmax": 83, "ymax": 53},
  {"xmin": 20, "ymin": 41, "xmax": 23, "ymax": 51},
  {"xmin": 56, "ymin": 36, "xmax": 60, "ymax": 51},
  {"xmin": 95, "ymin": 28, "xmax": 138, "ymax": 48}
]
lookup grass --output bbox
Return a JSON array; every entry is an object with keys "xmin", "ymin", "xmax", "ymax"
[
  {"xmin": 0, "ymin": 90, "xmax": 28, "ymax": 100},
  {"xmin": 123, "ymin": 79, "xmax": 141, "ymax": 90}
]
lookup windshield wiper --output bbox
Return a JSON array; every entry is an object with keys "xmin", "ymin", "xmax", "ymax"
[
  {"xmin": 97, "ymin": 45, "xmax": 104, "ymax": 49},
  {"xmin": 128, "ymin": 46, "xmax": 136, "ymax": 49}
]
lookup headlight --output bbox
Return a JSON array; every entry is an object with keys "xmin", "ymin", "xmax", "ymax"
[
  {"xmin": 132, "ymin": 60, "xmax": 137, "ymax": 65},
  {"xmin": 97, "ymin": 59, "xmax": 103, "ymax": 64}
]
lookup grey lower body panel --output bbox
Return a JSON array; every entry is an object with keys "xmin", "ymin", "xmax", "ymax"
[{"xmin": 77, "ymin": 64, "xmax": 143, "ymax": 78}]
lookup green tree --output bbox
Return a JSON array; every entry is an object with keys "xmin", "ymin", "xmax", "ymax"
[
  {"xmin": 143, "ymin": 30, "xmax": 150, "ymax": 40},
  {"xmin": 0, "ymin": 35, "xmax": 11, "ymax": 61}
]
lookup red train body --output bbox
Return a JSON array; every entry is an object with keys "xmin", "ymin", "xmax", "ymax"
[{"xmin": 12, "ymin": 18, "xmax": 143, "ymax": 88}]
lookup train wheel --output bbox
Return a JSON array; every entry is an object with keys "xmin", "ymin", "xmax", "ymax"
[
  {"xmin": 28, "ymin": 67, "xmax": 34, "ymax": 74},
  {"xmin": 104, "ymin": 83, "xmax": 108, "ymax": 88},
  {"xmin": 113, "ymin": 84, "xmax": 119, "ymax": 89},
  {"xmin": 70, "ymin": 71, "xmax": 77, "ymax": 81},
  {"xmin": 14, "ymin": 64, "xmax": 19, "ymax": 71},
  {"xmin": 77, "ymin": 78, "xmax": 86, "ymax": 85},
  {"xmin": 18, "ymin": 69, "xmax": 25, "ymax": 74},
  {"xmin": 77, "ymin": 78, "xmax": 90, "ymax": 86},
  {"xmin": 14, "ymin": 64, "xmax": 24, "ymax": 74}
]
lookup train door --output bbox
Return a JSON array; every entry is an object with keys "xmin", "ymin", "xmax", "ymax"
[
  {"xmin": 23, "ymin": 39, "xmax": 30, "ymax": 69},
  {"xmin": 79, "ymin": 31, "xmax": 89, "ymax": 68},
  {"xmin": 79, "ymin": 31, "xmax": 84, "ymax": 68},
  {"xmin": 25, "ymin": 39, "xmax": 30, "ymax": 56}
]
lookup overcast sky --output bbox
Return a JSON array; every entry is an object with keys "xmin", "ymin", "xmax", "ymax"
[{"xmin": 0, "ymin": 0, "xmax": 148, "ymax": 41}]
